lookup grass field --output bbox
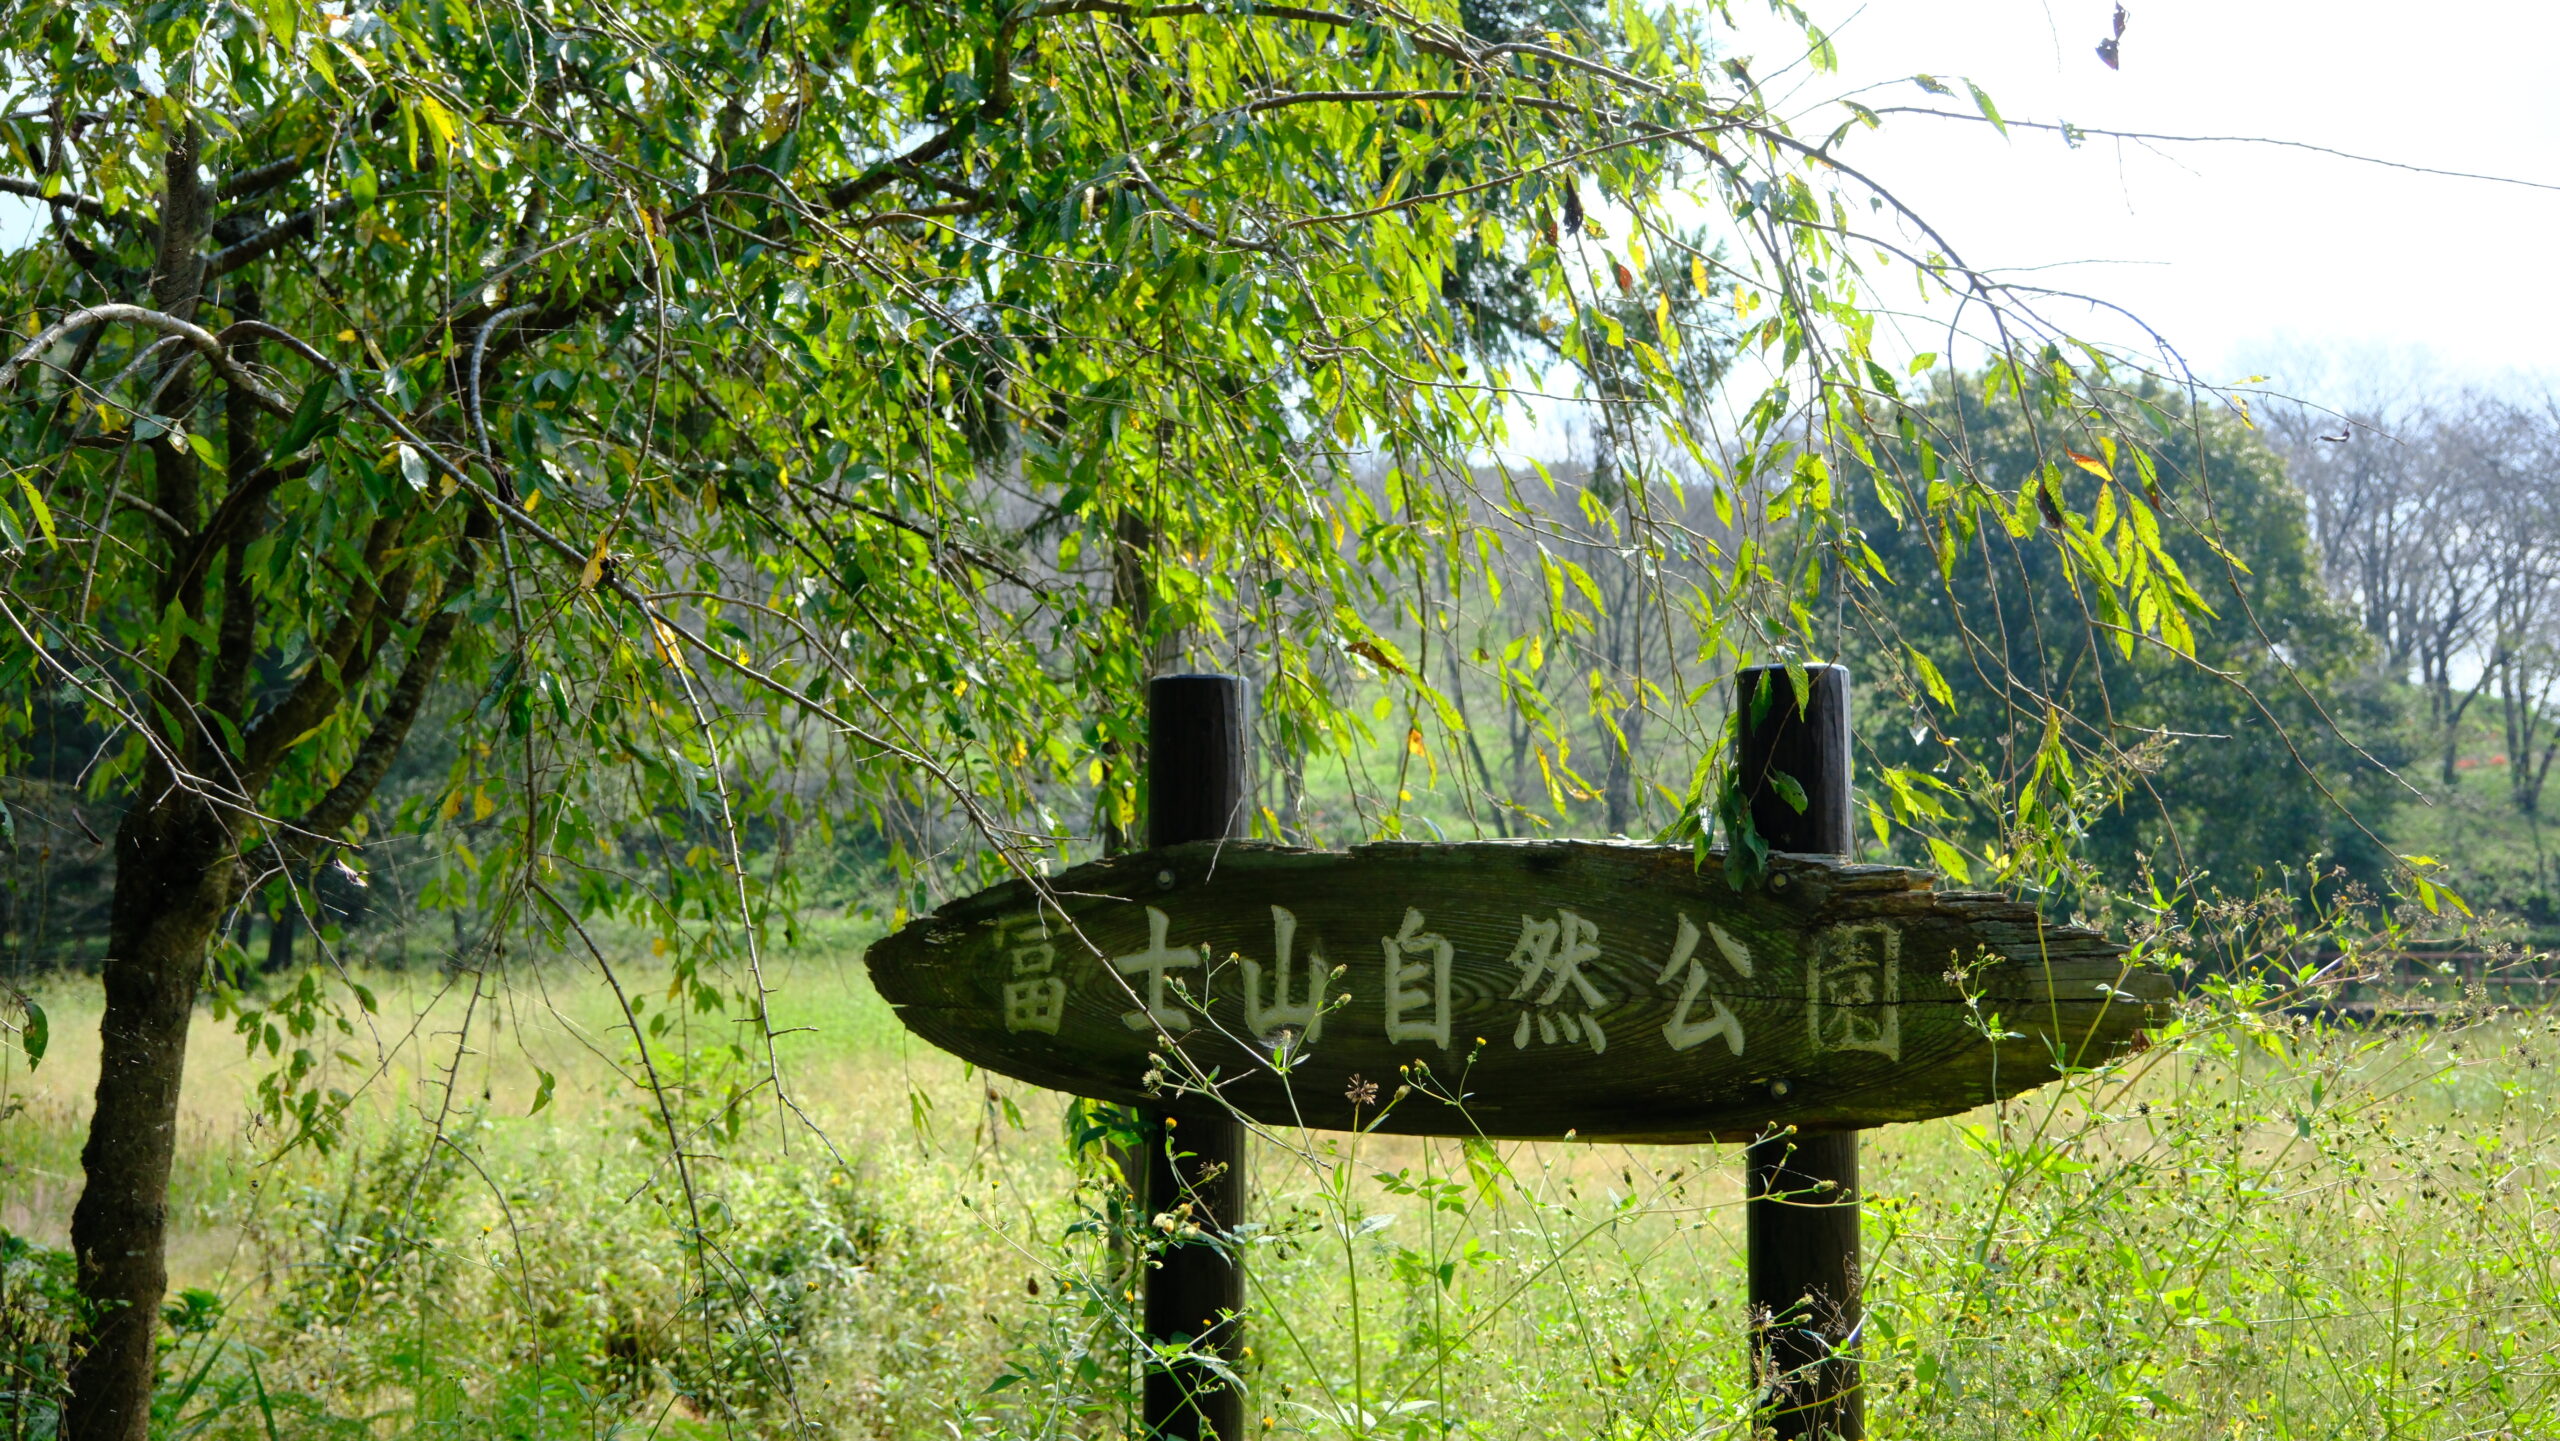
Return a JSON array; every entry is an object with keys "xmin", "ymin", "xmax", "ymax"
[{"xmin": 4, "ymin": 921, "xmax": 2557, "ymax": 1440}]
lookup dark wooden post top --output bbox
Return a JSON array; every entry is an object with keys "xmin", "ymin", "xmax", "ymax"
[
  {"xmin": 1737, "ymin": 663, "xmax": 1852, "ymax": 856},
  {"xmin": 1148, "ymin": 674, "xmax": 1249, "ymax": 851}
]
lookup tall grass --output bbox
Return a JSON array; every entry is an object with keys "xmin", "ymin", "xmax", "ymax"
[{"xmin": 3, "ymin": 916, "xmax": 2556, "ymax": 1439}]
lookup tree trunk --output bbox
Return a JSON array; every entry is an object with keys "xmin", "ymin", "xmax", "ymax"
[
  {"xmin": 64, "ymin": 785, "xmax": 235, "ymax": 1441},
  {"xmin": 2440, "ymin": 659, "xmax": 2495, "ymax": 789},
  {"xmin": 1442, "ymin": 628, "xmax": 1509, "ymax": 839},
  {"xmin": 1603, "ymin": 732, "xmax": 1634, "ymax": 835},
  {"xmin": 262, "ymin": 905, "xmax": 298, "ymax": 975}
]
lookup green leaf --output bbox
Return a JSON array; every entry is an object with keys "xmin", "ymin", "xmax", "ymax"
[
  {"xmin": 271, "ymin": 377, "xmax": 342, "ymax": 461},
  {"xmin": 1770, "ymin": 769, "xmax": 1808, "ymax": 814},
  {"xmin": 1803, "ymin": 23, "xmax": 1838, "ymax": 71},
  {"xmin": 474, "ymin": 653, "xmax": 524, "ymax": 722},
  {"xmin": 1462, "ymin": 1136, "xmax": 1512, "ymax": 1207},
  {"xmin": 17, "ymin": 996, "xmax": 45, "ymax": 1068},
  {"xmin": 1925, "ymin": 836, "xmax": 1973, "ymax": 884},
  {"xmin": 1906, "ymin": 645, "xmax": 1955, "ymax": 709},
  {"xmin": 530, "ymin": 1067, "xmax": 556, "ymax": 1115},
  {"xmin": 14, "ymin": 476, "xmax": 56, "ymax": 547},
  {"xmin": 1966, "ymin": 80, "xmax": 2008, "ymax": 137}
]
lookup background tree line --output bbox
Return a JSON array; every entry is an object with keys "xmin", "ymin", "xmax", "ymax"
[
  {"xmin": 17, "ymin": 366, "xmax": 2495, "ymax": 991},
  {"xmin": 2270, "ymin": 389, "xmax": 2560, "ymax": 919}
]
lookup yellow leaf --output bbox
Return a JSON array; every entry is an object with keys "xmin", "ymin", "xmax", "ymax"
[
  {"xmin": 417, "ymin": 94, "xmax": 459, "ymax": 153},
  {"xmin": 1905, "ymin": 644, "xmax": 1955, "ymax": 708},
  {"xmin": 2065, "ymin": 449, "xmax": 2112, "ymax": 482},
  {"xmin": 1406, "ymin": 726, "xmax": 1425, "ymax": 757},
  {"xmin": 1925, "ymin": 836, "xmax": 1973, "ymax": 883},
  {"xmin": 650, "ymin": 618, "xmax": 690, "ymax": 671},
  {"xmin": 14, "ymin": 476, "xmax": 57, "ymax": 547}
]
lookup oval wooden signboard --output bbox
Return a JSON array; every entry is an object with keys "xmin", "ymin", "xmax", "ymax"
[{"xmin": 865, "ymin": 839, "xmax": 2167, "ymax": 1142}]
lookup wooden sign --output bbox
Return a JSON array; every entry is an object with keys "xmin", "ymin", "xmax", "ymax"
[{"xmin": 866, "ymin": 839, "xmax": 2166, "ymax": 1142}]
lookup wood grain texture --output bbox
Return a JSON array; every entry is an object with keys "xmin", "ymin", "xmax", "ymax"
[
  {"xmin": 866, "ymin": 840, "xmax": 2166, "ymax": 1141},
  {"xmin": 1137, "ymin": 672, "xmax": 1249, "ymax": 1441},
  {"xmin": 1736, "ymin": 661, "xmax": 1864, "ymax": 1440},
  {"xmin": 1739, "ymin": 663, "xmax": 1852, "ymax": 856}
]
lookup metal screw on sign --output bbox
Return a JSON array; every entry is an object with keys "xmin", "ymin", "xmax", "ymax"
[{"xmin": 1738, "ymin": 662, "xmax": 1862, "ymax": 1441}]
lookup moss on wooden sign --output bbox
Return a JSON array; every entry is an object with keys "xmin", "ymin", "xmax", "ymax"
[{"xmin": 865, "ymin": 840, "xmax": 2166, "ymax": 1141}]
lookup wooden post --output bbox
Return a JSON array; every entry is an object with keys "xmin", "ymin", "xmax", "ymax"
[
  {"xmin": 1737, "ymin": 663, "xmax": 1864, "ymax": 1441},
  {"xmin": 871, "ymin": 661, "xmax": 2165, "ymax": 1438},
  {"xmin": 1140, "ymin": 674, "xmax": 1250, "ymax": 1441}
]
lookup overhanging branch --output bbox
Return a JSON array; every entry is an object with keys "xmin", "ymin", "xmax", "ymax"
[{"xmin": 2, "ymin": 305, "xmax": 292, "ymax": 416}]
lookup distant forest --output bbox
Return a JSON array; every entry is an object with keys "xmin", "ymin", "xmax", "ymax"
[{"xmin": 8, "ymin": 385, "xmax": 2557, "ymax": 976}]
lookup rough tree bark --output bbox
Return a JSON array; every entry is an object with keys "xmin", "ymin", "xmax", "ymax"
[
  {"xmin": 63, "ymin": 781, "xmax": 237, "ymax": 1441},
  {"xmin": 52, "ymin": 105, "xmax": 488, "ymax": 1436},
  {"xmin": 62, "ymin": 119, "xmax": 223, "ymax": 1441}
]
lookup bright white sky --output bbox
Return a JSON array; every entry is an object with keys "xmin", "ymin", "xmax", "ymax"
[{"xmin": 1719, "ymin": 0, "xmax": 2560, "ymax": 406}]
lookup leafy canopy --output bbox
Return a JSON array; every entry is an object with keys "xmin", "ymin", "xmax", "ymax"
[{"xmin": 0, "ymin": 0, "xmax": 2411, "ymax": 1109}]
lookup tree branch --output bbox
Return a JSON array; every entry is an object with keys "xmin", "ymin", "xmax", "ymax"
[
  {"xmin": 2, "ymin": 305, "xmax": 291, "ymax": 416},
  {"xmin": 818, "ymin": 0, "xmax": 1526, "ymax": 215},
  {"xmin": 206, "ymin": 198, "xmax": 349, "ymax": 278},
  {"xmin": 848, "ymin": 200, "xmax": 995, "ymax": 230},
  {"xmin": 0, "ymin": 175, "xmax": 105, "ymax": 219},
  {"xmin": 238, "ymin": 521, "xmax": 406, "ymax": 787},
  {"xmin": 285, "ymin": 509, "xmax": 493, "ymax": 848},
  {"xmin": 218, "ymin": 154, "xmax": 313, "ymax": 202},
  {"xmin": 1022, "ymin": 0, "xmax": 1473, "ymax": 61},
  {"xmin": 825, "ymin": 121, "xmax": 970, "ymax": 213},
  {"xmin": 1868, "ymin": 106, "xmax": 2560, "ymax": 195},
  {"xmin": 210, "ymin": 292, "xmax": 275, "ymax": 724}
]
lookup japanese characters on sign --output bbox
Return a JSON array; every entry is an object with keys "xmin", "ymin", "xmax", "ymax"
[
  {"xmin": 870, "ymin": 841, "xmax": 2159, "ymax": 1142},
  {"xmin": 989, "ymin": 899, "xmax": 1903, "ymax": 1071},
  {"xmin": 997, "ymin": 915, "xmax": 1066, "ymax": 1036}
]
